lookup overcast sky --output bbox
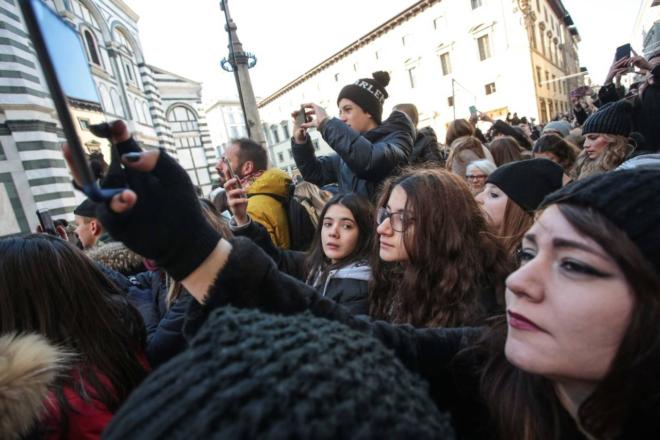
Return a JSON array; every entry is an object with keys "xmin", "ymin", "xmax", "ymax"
[{"xmin": 123, "ymin": 0, "xmax": 644, "ymax": 104}]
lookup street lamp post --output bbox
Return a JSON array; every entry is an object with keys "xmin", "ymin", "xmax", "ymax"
[{"xmin": 219, "ymin": 0, "xmax": 266, "ymax": 147}]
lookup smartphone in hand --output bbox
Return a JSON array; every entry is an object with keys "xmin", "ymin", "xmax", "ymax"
[
  {"xmin": 36, "ymin": 209, "xmax": 57, "ymax": 236},
  {"xmin": 295, "ymin": 105, "xmax": 310, "ymax": 126},
  {"xmin": 222, "ymin": 157, "xmax": 242, "ymax": 189},
  {"xmin": 615, "ymin": 44, "xmax": 631, "ymax": 62}
]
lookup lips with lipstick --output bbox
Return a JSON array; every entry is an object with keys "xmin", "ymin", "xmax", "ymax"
[{"xmin": 507, "ymin": 310, "xmax": 545, "ymax": 332}]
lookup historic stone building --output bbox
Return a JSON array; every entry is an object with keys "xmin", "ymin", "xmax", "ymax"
[
  {"xmin": 257, "ymin": 0, "xmax": 582, "ymax": 173},
  {"xmin": 0, "ymin": 0, "xmax": 215, "ymax": 236}
]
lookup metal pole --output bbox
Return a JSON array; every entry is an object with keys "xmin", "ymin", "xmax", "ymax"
[
  {"xmin": 220, "ymin": 1, "xmax": 250, "ymax": 137},
  {"xmin": 219, "ymin": 1, "xmax": 266, "ymax": 147}
]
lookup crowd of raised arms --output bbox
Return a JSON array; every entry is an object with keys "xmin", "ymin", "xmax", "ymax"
[{"xmin": 1, "ymin": 47, "xmax": 659, "ymax": 440}]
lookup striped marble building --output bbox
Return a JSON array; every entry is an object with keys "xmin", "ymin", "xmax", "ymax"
[{"xmin": 0, "ymin": 0, "xmax": 216, "ymax": 236}]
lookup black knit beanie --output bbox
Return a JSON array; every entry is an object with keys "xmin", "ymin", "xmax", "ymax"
[
  {"xmin": 541, "ymin": 169, "xmax": 660, "ymax": 274},
  {"xmin": 103, "ymin": 307, "xmax": 454, "ymax": 440},
  {"xmin": 487, "ymin": 158, "xmax": 564, "ymax": 212},
  {"xmin": 337, "ymin": 71, "xmax": 390, "ymax": 124},
  {"xmin": 73, "ymin": 198, "xmax": 98, "ymax": 218},
  {"xmin": 582, "ymin": 100, "xmax": 633, "ymax": 137}
]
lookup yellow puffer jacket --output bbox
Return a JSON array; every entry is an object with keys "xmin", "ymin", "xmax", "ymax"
[{"xmin": 246, "ymin": 168, "xmax": 292, "ymax": 249}]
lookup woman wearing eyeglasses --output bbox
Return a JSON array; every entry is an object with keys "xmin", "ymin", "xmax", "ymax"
[
  {"xmin": 465, "ymin": 159, "xmax": 497, "ymax": 195},
  {"xmin": 371, "ymin": 168, "xmax": 512, "ymax": 327}
]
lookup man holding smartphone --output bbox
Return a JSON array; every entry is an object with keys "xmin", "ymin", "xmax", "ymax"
[
  {"xmin": 290, "ymin": 71, "xmax": 413, "ymax": 200},
  {"xmin": 216, "ymin": 139, "xmax": 292, "ymax": 249}
]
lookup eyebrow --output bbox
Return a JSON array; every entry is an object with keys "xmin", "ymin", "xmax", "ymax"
[
  {"xmin": 324, "ymin": 216, "xmax": 355, "ymax": 223},
  {"xmin": 523, "ymin": 234, "xmax": 611, "ymax": 261}
]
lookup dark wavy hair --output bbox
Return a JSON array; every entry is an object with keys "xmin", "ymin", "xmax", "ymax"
[
  {"xmin": 370, "ymin": 168, "xmax": 513, "ymax": 327},
  {"xmin": 304, "ymin": 193, "xmax": 374, "ymax": 285},
  {"xmin": 533, "ymin": 134, "xmax": 579, "ymax": 171},
  {"xmin": 477, "ymin": 204, "xmax": 660, "ymax": 439},
  {"xmin": 0, "ymin": 234, "xmax": 147, "ymax": 431}
]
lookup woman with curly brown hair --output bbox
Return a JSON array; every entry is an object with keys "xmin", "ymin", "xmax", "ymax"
[
  {"xmin": 370, "ymin": 168, "xmax": 512, "ymax": 327},
  {"xmin": 570, "ymin": 101, "xmax": 634, "ymax": 180}
]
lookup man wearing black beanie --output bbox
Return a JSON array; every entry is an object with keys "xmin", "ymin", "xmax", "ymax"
[{"xmin": 291, "ymin": 71, "xmax": 414, "ymax": 200}]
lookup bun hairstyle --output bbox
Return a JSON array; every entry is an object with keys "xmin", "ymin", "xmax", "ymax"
[{"xmin": 337, "ymin": 71, "xmax": 391, "ymax": 124}]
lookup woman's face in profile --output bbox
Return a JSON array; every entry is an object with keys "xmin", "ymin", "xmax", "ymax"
[{"xmin": 503, "ymin": 205, "xmax": 634, "ymax": 383}]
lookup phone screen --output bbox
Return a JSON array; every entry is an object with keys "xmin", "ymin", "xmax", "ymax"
[
  {"xmin": 36, "ymin": 209, "xmax": 56, "ymax": 235},
  {"xmin": 31, "ymin": 0, "xmax": 101, "ymax": 107},
  {"xmin": 615, "ymin": 44, "xmax": 631, "ymax": 62},
  {"xmin": 295, "ymin": 105, "xmax": 307, "ymax": 126},
  {"xmin": 20, "ymin": 0, "xmax": 122, "ymax": 201},
  {"xmin": 469, "ymin": 105, "xmax": 477, "ymax": 115}
]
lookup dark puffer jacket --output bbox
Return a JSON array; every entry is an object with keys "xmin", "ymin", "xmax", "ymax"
[
  {"xmin": 410, "ymin": 127, "xmax": 444, "ymax": 166},
  {"xmin": 232, "ymin": 219, "xmax": 370, "ymax": 315},
  {"xmin": 292, "ymin": 110, "xmax": 414, "ymax": 199},
  {"xmin": 598, "ymin": 66, "xmax": 660, "ymax": 153}
]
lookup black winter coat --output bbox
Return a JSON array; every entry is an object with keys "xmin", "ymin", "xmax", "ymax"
[
  {"xmin": 128, "ymin": 270, "xmax": 193, "ymax": 368},
  {"xmin": 184, "ymin": 238, "xmax": 656, "ymax": 440},
  {"xmin": 410, "ymin": 127, "xmax": 444, "ymax": 166},
  {"xmin": 598, "ymin": 67, "xmax": 660, "ymax": 153},
  {"xmin": 233, "ymin": 219, "xmax": 369, "ymax": 315},
  {"xmin": 292, "ymin": 110, "xmax": 414, "ymax": 199}
]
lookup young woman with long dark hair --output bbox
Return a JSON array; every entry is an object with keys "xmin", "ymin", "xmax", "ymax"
[
  {"xmin": 369, "ymin": 168, "xmax": 511, "ymax": 327},
  {"xmin": 226, "ymin": 187, "xmax": 374, "ymax": 315},
  {"xmin": 0, "ymin": 234, "xmax": 148, "ymax": 438}
]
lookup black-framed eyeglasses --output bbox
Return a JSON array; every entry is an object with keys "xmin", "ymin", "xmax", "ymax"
[
  {"xmin": 376, "ymin": 207, "xmax": 415, "ymax": 232},
  {"xmin": 466, "ymin": 174, "xmax": 488, "ymax": 181}
]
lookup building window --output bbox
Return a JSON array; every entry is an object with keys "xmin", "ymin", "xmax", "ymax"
[
  {"xmin": 271, "ymin": 126, "xmax": 280, "ymax": 144},
  {"xmin": 281, "ymin": 122, "xmax": 290, "ymax": 139},
  {"xmin": 552, "ymin": 75, "xmax": 557, "ymax": 92},
  {"xmin": 374, "ymin": 51, "xmax": 380, "ymax": 60},
  {"xmin": 536, "ymin": 66, "xmax": 542, "ymax": 86},
  {"xmin": 485, "ymin": 82, "xmax": 496, "ymax": 95},
  {"xmin": 124, "ymin": 60, "xmax": 135, "ymax": 83},
  {"xmin": 334, "ymin": 73, "xmax": 340, "ymax": 82},
  {"xmin": 536, "ymin": 0, "xmax": 540, "ymax": 12},
  {"xmin": 402, "ymin": 34, "xmax": 412, "ymax": 47},
  {"xmin": 168, "ymin": 107, "xmax": 208, "ymax": 189},
  {"xmin": 83, "ymin": 30, "xmax": 101, "ymax": 66},
  {"xmin": 477, "ymin": 35, "xmax": 491, "ymax": 61},
  {"xmin": 440, "ymin": 52, "xmax": 452, "ymax": 76},
  {"xmin": 531, "ymin": 26, "xmax": 537, "ymax": 49},
  {"xmin": 447, "ymin": 96, "xmax": 454, "ymax": 107},
  {"xmin": 407, "ymin": 66, "xmax": 417, "ymax": 88},
  {"xmin": 78, "ymin": 118, "xmax": 90, "ymax": 130},
  {"xmin": 539, "ymin": 26, "xmax": 546, "ymax": 55},
  {"xmin": 539, "ymin": 98, "xmax": 548, "ymax": 122},
  {"xmin": 433, "ymin": 16, "xmax": 445, "ymax": 30},
  {"xmin": 545, "ymin": 71, "xmax": 550, "ymax": 89},
  {"xmin": 169, "ymin": 106, "xmax": 199, "ymax": 132},
  {"xmin": 288, "ymin": 149, "xmax": 293, "ymax": 159},
  {"xmin": 471, "ymin": 0, "xmax": 483, "ymax": 9},
  {"xmin": 277, "ymin": 152, "xmax": 284, "ymax": 162}
]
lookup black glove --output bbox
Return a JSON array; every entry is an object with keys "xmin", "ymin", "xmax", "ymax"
[{"xmin": 96, "ymin": 140, "xmax": 221, "ymax": 281}]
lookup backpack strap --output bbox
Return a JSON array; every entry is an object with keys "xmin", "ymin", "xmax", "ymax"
[{"xmin": 247, "ymin": 192, "xmax": 287, "ymax": 204}]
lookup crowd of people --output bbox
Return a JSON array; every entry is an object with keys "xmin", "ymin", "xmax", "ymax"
[{"xmin": 1, "ymin": 46, "xmax": 659, "ymax": 440}]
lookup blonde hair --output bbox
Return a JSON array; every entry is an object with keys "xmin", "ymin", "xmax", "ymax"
[{"xmin": 570, "ymin": 134, "xmax": 632, "ymax": 180}]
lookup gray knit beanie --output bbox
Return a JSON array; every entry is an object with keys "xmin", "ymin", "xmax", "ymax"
[{"xmin": 103, "ymin": 307, "xmax": 454, "ymax": 439}]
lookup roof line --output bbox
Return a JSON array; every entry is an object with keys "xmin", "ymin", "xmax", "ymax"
[{"xmin": 258, "ymin": 0, "xmax": 439, "ymax": 107}]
